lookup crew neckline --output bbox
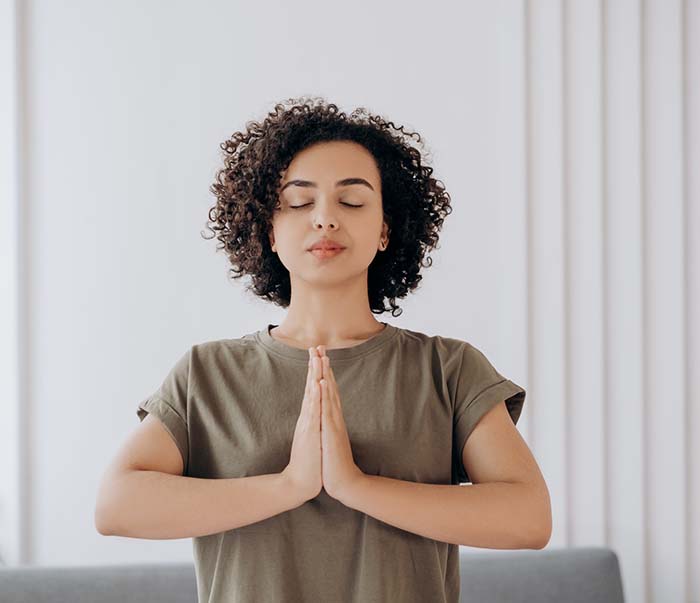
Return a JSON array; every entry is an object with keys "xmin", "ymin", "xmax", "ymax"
[{"xmin": 255, "ymin": 322, "xmax": 399, "ymax": 362}]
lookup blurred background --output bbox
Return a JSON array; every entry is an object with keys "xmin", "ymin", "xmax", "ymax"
[{"xmin": 0, "ymin": 1, "xmax": 698, "ymax": 602}]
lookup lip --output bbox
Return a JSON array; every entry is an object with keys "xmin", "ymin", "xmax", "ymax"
[
  {"xmin": 309, "ymin": 247, "xmax": 346, "ymax": 259},
  {"xmin": 307, "ymin": 240, "xmax": 346, "ymax": 251}
]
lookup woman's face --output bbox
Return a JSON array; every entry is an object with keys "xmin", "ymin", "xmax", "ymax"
[{"xmin": 268, "ymin": 140, "xmax": 388, "ymax": 287}]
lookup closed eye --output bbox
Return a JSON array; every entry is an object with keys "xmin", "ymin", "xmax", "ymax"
[{"xmin": 289, "ymin": 202, "xmax": 363, "ymax": 209}]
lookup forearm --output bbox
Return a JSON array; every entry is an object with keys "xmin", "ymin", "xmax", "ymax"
[
  {"xmin": 96, "ymin": 470, "xmax": 302, "ymax": 540},
  {"xmin": 340, "ymin": 475, "xmax": 550, "ymax": 549}
]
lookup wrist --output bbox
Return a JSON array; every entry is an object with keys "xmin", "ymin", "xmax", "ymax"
[{"xmin": 279, "ymin": 470, "xmax": 311, "ymax": 507}]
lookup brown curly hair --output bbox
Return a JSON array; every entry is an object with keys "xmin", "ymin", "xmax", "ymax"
[{"xmin": 201, "ymin": 96, "xmax": 453, "ymax": 318}]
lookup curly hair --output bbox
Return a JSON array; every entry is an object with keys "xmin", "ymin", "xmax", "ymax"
[{"xmin": 201, "ymin": 96, "xmax": 453, "ymax": 318}]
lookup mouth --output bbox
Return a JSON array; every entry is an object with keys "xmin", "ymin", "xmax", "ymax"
[{"xmin": 308, "ymin": 247, "xmax": 346, "ymax": 259}]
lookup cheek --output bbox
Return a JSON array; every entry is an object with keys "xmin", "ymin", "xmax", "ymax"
[
  {"xmin": 270, "ymin": 218, "xmax": 302, "ymax": 244},
  {"xmin": 354, "ymin": 223, "xmax": 382, "ymax": 248}
]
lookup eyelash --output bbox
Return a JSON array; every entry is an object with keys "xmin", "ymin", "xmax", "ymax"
[{"xmin": 289, "ymin": 202, "xmax": 363, "ymax": 209}]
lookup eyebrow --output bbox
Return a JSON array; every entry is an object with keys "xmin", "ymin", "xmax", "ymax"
[{"xmin": 279, "ymin": 177, "xmax": 375, "ymax": 193}]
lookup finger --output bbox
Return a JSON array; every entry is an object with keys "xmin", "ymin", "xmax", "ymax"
[
  {"xmin": 302, "ymin": 353, "xmax": 318, "ymax": 416},
  {"xmin": 313, "ymin": 355, "xmax": 322, "ymax": 383},
  {"xmin": 321, "ymin": 355, "xmax": 330, "ymax": 382},
  {"xmin": 306, "ymin": 347, "xmax": 318, "ymax": 384},
  {"xmin": 320, "ymin": 377, "xmax": 333, "ymax": 419},
  {"xmin": 322, "ymin": 347, "xmax": 331, "ymax": 376},
  {"xmin": 309, "ymin": 350, "xmax": 324, "ymax": 414},
  {"xmin": 303, "ymin": 357, "xmax": 313, "ymax": 401},
  {"xmin": 315, "ymin": 349, "xmax": 326, "ymax": 381},
  {"xmin": 312, "ymin": 376, "xmax": 321, "ymax": 423},
  {"xmin": 318, "ymin": 355, "xmax": 327, "ymax": 390},
  {"xmin": 313, "ymin": 347, "xmax": 324, "ymax": 377},
  {"xmin": 322, "ymin": 356, "xmax": 338, "ymax": 401},
  {"xmin": 330, "ymin": 367, "xmax": 340, "ymax": 406}
]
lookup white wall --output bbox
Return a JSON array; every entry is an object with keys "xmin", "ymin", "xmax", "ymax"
[{"xmin": 1, "ymin": 1, "xmax": 698, "ymax": 602}]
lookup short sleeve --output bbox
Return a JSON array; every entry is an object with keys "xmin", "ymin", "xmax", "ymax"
[
  {"xmin": 136, "ymin": 347, "xmax": 191, "ymax": 475},
  {"xmin": 452, "ymin": 342, "xmax": 526, "ymax": 484}
]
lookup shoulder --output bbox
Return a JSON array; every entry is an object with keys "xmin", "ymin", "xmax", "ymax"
[
  {"xmin": 191, "ymin": 334, "xmax": 257, "ymax": 357},
  {"xmin": 182, "ymin": 335, "xmax": 259, "ymax": 379},
  {"xmin": 397, "ymin": 326, "xmax": 478, "ymax": 366},
  {"xmin": 396, "ymin": 325, "xmax": 470, "ymax": 354}
]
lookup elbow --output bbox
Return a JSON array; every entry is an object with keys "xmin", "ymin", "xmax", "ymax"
[
  {"xmin": 94, "ymin": 469, "xmax": 127, "ymax": 536},
  {"xmin": 521, "ymin": 519, "xmax": 551, "ymax": 550},
  {"xmin": 94, "ymin": 508, "xmax": 112, "ymax": 536},
  {"xmin": 523, "ymin": 483, "xmax": 552, "ymax": 549},
  {"xmin": 532, "ymin": 522, "xmax": 551, "ymax": 549},
  {"xmin": 94, "ymin": 500, "xmax": 119, "ymax": 536},
  {"xmin": 533, "ymin": 506, "xmax": 552, "ymax": 549}
]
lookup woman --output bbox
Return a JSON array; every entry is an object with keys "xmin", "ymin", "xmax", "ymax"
[{"xmin": 131, "ymin": 97, "xmax": 551, "ymax": 602}]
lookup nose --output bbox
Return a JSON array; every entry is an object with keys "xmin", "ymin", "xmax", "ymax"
[{"xmin": 311, "ymin": 199, "xmax": 339, "ymax": 230}]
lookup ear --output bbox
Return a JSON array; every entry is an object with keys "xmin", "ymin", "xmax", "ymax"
[{"xmin": 382, "ymin": 222, "xmax": 391, "ymax": 241}]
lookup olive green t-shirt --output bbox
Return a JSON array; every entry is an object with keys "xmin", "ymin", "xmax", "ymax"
[{"xmin": 136, "ymin": 322, "xmax": 526, "ymax": 603}]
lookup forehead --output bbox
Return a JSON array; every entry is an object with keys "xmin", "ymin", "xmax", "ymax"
[{"xmin": 280, "ymin": 141, "xmax": 380, "ymax": 187}]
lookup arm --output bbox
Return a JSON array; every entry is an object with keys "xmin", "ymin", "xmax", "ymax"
[
  {"xmin": 96, "ymin": 470, "xmax": 305, "ymax": 540},
  {"xmin": 339, "ymin": 476, "xmax": 548, "ymax": 549},
  {"xmin": 96, "ymin": 409, "xmax": 307, "ymax": 540},
  {"xmin": 339, "ymin": 400, "xmax": 551, "ymax": 549}
]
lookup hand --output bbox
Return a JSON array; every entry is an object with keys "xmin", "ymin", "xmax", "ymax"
[
  {"xmin": 281, "ymin": 349, "xmax": 323, "ymax": 503},
  {"xmin": 314, "ymin": 344, "xmax": 365, "ymax": 502}
]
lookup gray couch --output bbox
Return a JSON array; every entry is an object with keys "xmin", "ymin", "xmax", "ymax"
[{"xmin": 0, "ymin": 546, "xmax": 625, "ymax": 602}]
